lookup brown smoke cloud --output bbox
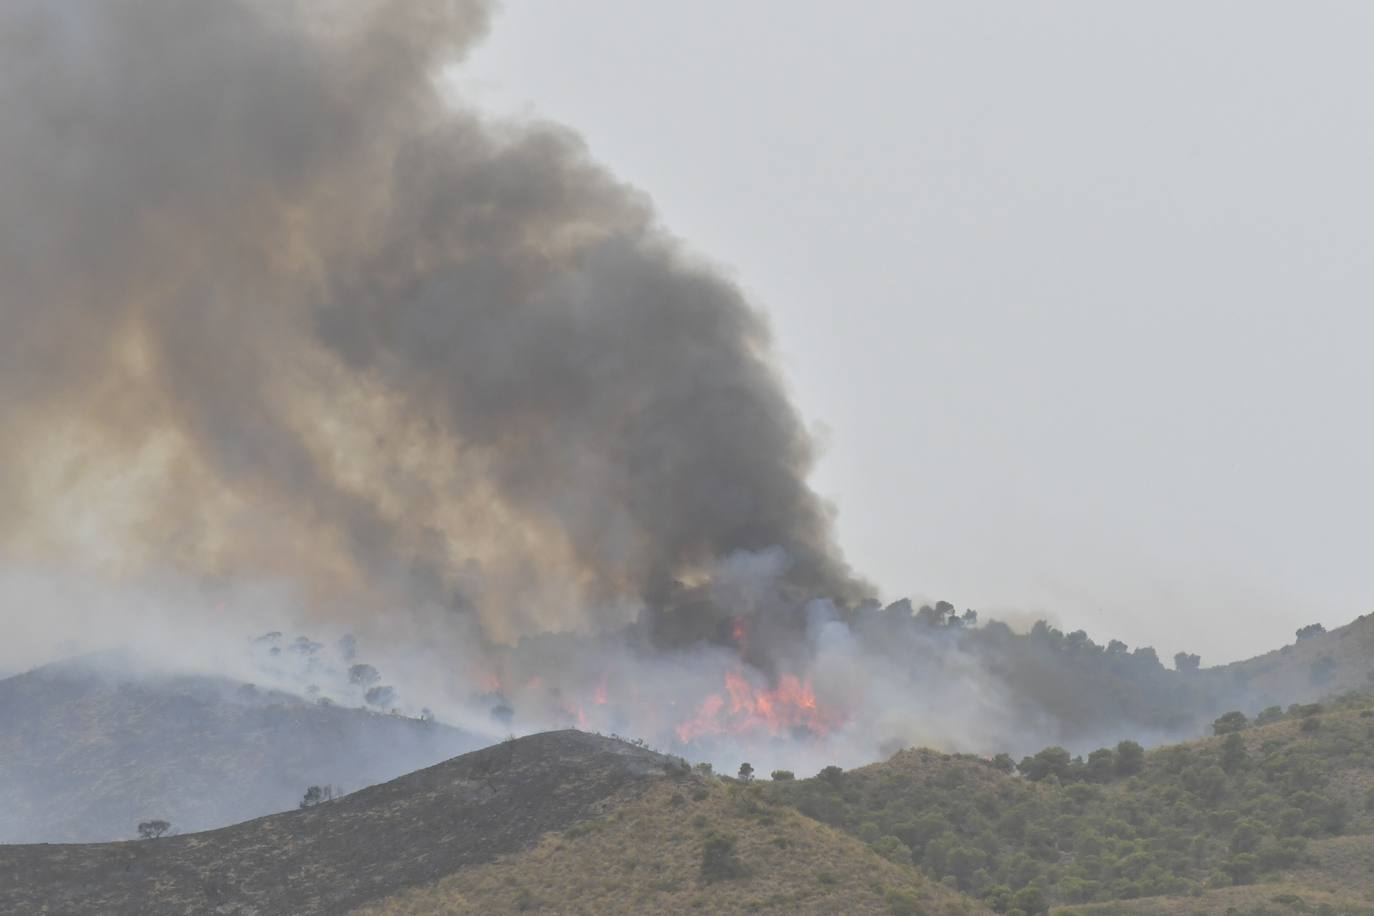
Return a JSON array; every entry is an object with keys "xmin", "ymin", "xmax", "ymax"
[{"xmin": 0, "ymin": 0, "xmax": 863, "ymax": 644}]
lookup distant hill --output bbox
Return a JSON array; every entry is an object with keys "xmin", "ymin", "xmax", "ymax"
[
  {"xmin": 0, "ymin": 653, "xmax": 490, "ymax": 842},
  {"xmin": 0, "ymin": 731, "xmax": 986, "ymax": 916},
  {"xmin": 897, "ymin": 608, "xmax": 1374, "ymax": 755},
  {"xmin": 1214, "ymin": 612, "xmax": 1374, "ymax": 707}
]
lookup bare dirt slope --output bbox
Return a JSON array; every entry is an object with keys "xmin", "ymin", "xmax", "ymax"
[{"xmin": 0, "ymin": 731, "xmax": 683, "ymax": 915}]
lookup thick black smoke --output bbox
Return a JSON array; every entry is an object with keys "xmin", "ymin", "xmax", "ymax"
[{"xmin": 0, "ymin": 0, "xmax": 862, "ymax": 643}]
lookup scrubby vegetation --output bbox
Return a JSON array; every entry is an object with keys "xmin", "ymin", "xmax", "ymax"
[
  {"xmin": 358, "ymin": 780, "xmax": 981, "ymax": 915},
  {"xmin": 766, "ymin": 693, "xmax": 1374, "ymax": 911}
]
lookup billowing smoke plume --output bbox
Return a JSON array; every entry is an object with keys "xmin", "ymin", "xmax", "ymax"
[
  {"xmin": 1, "ymin": 3, "xmax": 1254, "ymax": 801},
  {"xmin": 0, "ymin": 0, "xmax": 862, "ymax": 644}
]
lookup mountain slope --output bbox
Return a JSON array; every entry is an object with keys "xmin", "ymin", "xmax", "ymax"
[
  {"xmin": 765, "ymin": 694, "xmax": 1374, "ymax": 912},
  {"xmin": 357, "ymin": 777, "xmax": 984, "ymax": 916},
  {"xmin": 0, "ymin": 731, "xmax": 681, "ymax": 915},
  {"xmin": 1215, "ymin": 612, "xmax": 1374, "ymax": 706},
  {"xmin": 0, "ymin": 653, "xmax": 489, "ymax": 842}
]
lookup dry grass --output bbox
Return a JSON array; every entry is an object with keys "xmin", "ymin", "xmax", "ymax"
[{"xmin": 355, "ymin": 779, "xmax": 989, "ymax": 916}]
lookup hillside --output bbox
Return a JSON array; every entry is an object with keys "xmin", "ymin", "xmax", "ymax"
[
  {"xmin": 0, "ymin": 653, "xmax": 489, "ymax": 842},
  {"xmin": 765, "ymin": 694, "xmax": 1374, "ymax": 914},
  {"xmin": 356, "ymin": 776, "xmax": 983, "ymax": 916},
  {"xmin": 1215, "ymin": 612, "xmax": 1374, "ymax": 707},
  {"xmin": 0, "ymin": 731, "xmax": 673, "ymax": 914},
  {"xmin": 0, "ymin": 731, "xmax": 988, "ymax": 916}
]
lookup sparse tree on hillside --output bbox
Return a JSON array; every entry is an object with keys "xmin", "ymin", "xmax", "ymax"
[
  {"xmin": 1085, "ymin": 748, "xmax": 1116, "ymax": 782},
  {"xmin": 299, "ymin": 784, "xmax": 338, "ymax": 808},
  {"xmin": 737, "ymin": 762, "xmax": 754, "ymax": 783},
  {"xmin": 1220, "ymin": 732, "xmax": 1248, "ymax": 774},
  {"xmin": 1018, "ymin": 746, "xmax": 1072, "ymax": 782},
  {"xmin": 1115, "ymin": 740, "xmax": 1145, "ymax": 776},
  {"xmin": 1296, "ymin": 623, "xmax": 1326, "ymax": 640},
  {"xmin": 348, "ymin": 663, "xmax": 380, "ymax": 687},
  {"xmin": 700, "ymin": 832, "xmax": 744, "ymax": 882},
  {"xmin": 137, "ymin": 819, "xmax": 170, "ymax": 839},
  {"xmin": 770, "ymin": 769, "xmax": 794, "ymax": 781},
  {"xmin": 1173, "ymin": 651, "xmax": 1201, "ymax": 672},
  {"xmin": 1213, "ymin": 711, "xmax": 1249, "ymax": 735},
  {"xmin": 364, "ymin": 685, "xmax": 395, "ymax": 709}
]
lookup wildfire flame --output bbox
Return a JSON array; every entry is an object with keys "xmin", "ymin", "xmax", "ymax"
[
  {"xmin": 731, "ymin": 616, "xmax": 749, "ymax": 656},
  {"xmin": 674, "ymin": 669, "xmax": 837, "ymax": 743}
]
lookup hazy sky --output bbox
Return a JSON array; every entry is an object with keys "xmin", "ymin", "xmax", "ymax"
[{"xmin": 458, "ymin": 2, "xmax": 1374, "ymax": 664}]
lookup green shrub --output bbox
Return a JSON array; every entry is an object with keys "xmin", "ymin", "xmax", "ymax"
[
  {"xmin": 1213, "ymin": 711, "xmax": 1249, "ymax": 735},
  {"xmin": 886, "ymin": 887, "xmax": 923, "ymax": 915},
  {"xmin": 700, "ymin": 832, "xmax": 744, "ymax": 882}
]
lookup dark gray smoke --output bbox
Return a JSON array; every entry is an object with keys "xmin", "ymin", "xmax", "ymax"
[{"xmin": 0, "ymin": 0, "xmax": 862, "ymax": 642}]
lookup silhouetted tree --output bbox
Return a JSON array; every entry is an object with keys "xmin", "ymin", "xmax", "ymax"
[
  {"xmin": 364, "ymin": 685, "xmax": 395, "ymax": 708},
  {"xmin": 1173, "ymin": 652, "xmax": 1201, "ymax": 672},
  {"xmin": 1295, "ymin": 623, "xmax": 1326, "ymax": 641},
  {"xmin": 737, "ymin": 762, "xmax": 754, "ymax": 782},
  {"xmin": 1213, "ymin": 711, "xmax": 1249, "ymax": 735},
  {"xmin": 299, "ymin": 785, "xmax": 338, "ymax": 808},
  {"xmin": 137, "ymin": 819, "xmax": 170, "ymax": 839},
  {"xmin": 1018, "ymin": 747, "xmax": 1072, "ymax": 782},
  {"xmin": 348, "ymin": 663, "xmax": 380, "ymax": 687}
]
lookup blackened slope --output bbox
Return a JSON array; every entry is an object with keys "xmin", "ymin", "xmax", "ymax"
[
  {"xmin": 0, "ymin": 731, "xmax": 678, "ymax": 916},
  {"xmin": 0, "ymin": 657, "xmax": 488, "ymax": 842}
]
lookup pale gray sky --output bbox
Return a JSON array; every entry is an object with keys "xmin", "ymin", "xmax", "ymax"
[{"xmin": 458, "ymin": 2, "xmax": 1374, "ymax": 664}]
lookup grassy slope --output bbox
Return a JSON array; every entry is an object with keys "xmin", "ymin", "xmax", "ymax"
[{"xmin": 356, "ymin": 778, "xmax": 988, "ymax": 916}]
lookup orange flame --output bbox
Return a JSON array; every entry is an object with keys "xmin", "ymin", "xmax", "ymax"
[
  {"xmin": 594, "ymin": 674, "xmax": 608, "ymax": 706},
  {"xmin": 674, "ymin": 670, "xmax": 837, "ymax": 743}
]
